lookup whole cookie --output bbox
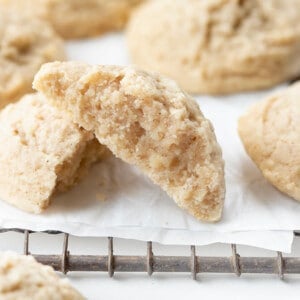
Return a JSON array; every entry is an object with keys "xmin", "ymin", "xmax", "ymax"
[
  {"xmin": 238, "ymin": 83, "xmax": 300, "ymax": 201},
  {"xmin": 127, "ymin": 0, "xmax": 300, "ymax": 94},
  {"xmin": 0, "ymin": 0, "xmax": 144, "ymax": 39},
  {"xmin": 34, "ymin": 61, "xmax": 225, "ymax": 222},
  {"xmin": 0, "ymin": 93, "xmax": 107, "ymax": 213},
  {"xmin": 0, "ymin": 252, "xmax": 84, "ymax": 300},
  {"xmin": 0, "ymin": 10, "xmax": 65, "ymax": 109}
]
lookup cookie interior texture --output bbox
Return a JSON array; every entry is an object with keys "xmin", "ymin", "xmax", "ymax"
[
  {"xmin": 0, "ymin": 9, "xmax": 65, "ymax": 109},
  {"xmin": 0, "ymin": 93, "xmax": 107, "ymax": 213},
  {"xmin": 127, "ymin": 0, "xmax": 300, "ymax": 94},
  {"xmin": 238, "ymin": 83, "xmax": 300, "ymax": 201},
  {"xmin": 0, "ymin": 252, "xmax": 84, "ymax": 299},
  {"xmin": 0, "ymin": 0, "xmax": 144, "ymax": 39},
  {"xmin": 34, "ymin": 61, "xmax": 225, "ymax": 222}
]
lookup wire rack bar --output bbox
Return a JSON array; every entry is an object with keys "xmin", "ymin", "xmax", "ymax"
[
  {"xmin": 31, "ymin": 255, "xmax": 300, "ymax": 275},
  {"xmin": 1, "ymin": 228, "xmax": 300, "ymax": 278}
]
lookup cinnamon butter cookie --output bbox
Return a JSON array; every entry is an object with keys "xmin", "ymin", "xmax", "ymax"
[
  {"xmin": 0, "ymin": 10, "xmax": 65, "ymax": 109},
  {"xmin": 127, "ymin": 0, "xmax": 300, "ymax": 94},
  {"xmin": 238, "ymin": 83, "xmax": 300, "ymax": 201},
  {"xmin": 0, "ymin": 93, "xmax": 107, "ymax": 213},
  {"xmin": 0, "ymin": 252, "xmax": 84, "ymax": 300},
  {"xmin": 33, "ymin": 61, "xmax": 225, "ymax": 222}
]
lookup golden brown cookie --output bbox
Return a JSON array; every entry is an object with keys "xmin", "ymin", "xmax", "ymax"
[{"xmin": 238, "ymin": 83, "xmax": 300, "ymax": 201}]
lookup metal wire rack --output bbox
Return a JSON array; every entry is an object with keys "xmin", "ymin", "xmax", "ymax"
[{"xmin": 1, "ymin": 228, "xmax": 300, "ymax": 280}]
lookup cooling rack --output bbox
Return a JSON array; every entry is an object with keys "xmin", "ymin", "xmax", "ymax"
[{"xmin": 1, "ymin": 228, "xmax": 300, "ymax": 280}]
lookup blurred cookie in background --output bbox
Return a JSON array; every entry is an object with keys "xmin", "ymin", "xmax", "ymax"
[
  {"xmin": 0, "ymin": 10, "xmax": 65, "ymax": 109},
  {"xmin": 127, "ymin": 0, "xmax": 300, "ymax": 95},
  {"xmin": 0, "ymin": 0, "xmax": 145, "ymax": 39}
]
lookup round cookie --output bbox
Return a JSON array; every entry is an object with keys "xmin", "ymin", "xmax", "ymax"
[
  {"xmin": 127, "ymin": 0, "xmax": 300, "ymax": 95},
  {"xmin": 33, "ymin": 61, "xmax": 225, "ymax": 222},
  {"xmin": 238, "ymin": 82, "xmax": 300, "ymax": 201},
  {"xmin": 0, "ymin": 252, "xmax": 84, "ymax": 299},
  {"xmin": 0, "ymin": 10, "xmax": 65, "ymax": 109},
  {"xmin": 0, "ymin": 0, "xmax": 144, "ymax": 39}
]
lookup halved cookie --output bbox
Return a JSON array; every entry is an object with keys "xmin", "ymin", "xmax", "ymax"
[
  {"xmin": 0, "ymin": 93, "xmax": 107, "ymax": 213},
  {"xmin": 238, "ymin": 83, "xmax": 300, "ymax": 201},
  {"xmin": 0, "ymin": 10, "xmax": 65, "ymax": 109},
  {"xmin": 33, "ymin": 61, "xmax": 225, "ymax": 222},
  {"xmin": 0, "ymin": 252, "xmax": 84, "ymax": 299}
]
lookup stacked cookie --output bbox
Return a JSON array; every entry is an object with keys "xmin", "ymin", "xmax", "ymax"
[
  {"xmin": 33, "ymin": 62, "xmax": 225, "ymax": 222},
  {"xmin": 0, "ymin": 1, "xmax": 153, "ymax": 219}
]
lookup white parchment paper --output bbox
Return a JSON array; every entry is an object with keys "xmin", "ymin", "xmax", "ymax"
[{"xmin": 0, "ymin": 34, "xmax": 298, "ymax": 252}]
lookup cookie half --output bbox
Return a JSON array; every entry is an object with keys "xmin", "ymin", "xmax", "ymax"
[
  {"xmin": 0, "ymin": 0, "xmax": 144, "ymax": 39},
  {"xmin": 0, "ymin": 10, "xmax": 65, "ymax": 109},
  {"xmin": 127, "ymin": 0, "xmax": 300, "ymax": 94},
  {"xmin": 34, "ymin": 61, "xmax": 225, "ymax": 222},
  {"xmin": 0, "ymin": 93, "xmax": 107, "ymax": 213},
  {"xmin": 0, "ymin": 252, "xmax": 84, "ymax": 299},
  {"xmin": 238, "ymin": 83, "xmax": 300, "ymax": 201}
]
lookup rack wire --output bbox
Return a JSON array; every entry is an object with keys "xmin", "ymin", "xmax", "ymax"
[{"xmin": 1, "ymin": 228, "xmax": 300, "ymax": 279}]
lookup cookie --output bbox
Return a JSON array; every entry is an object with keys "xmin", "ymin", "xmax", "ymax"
[
  {"xmin": 0, "ymin": 0, "xmax": 144, "ymax": 39},
  {"xmin": 33, "ymin": 61, "xmax": 225, "ymax": 222},
  {"xmin": 0, "ymin": 10, "xmax": 65, "ymax": 109},
  {"xmin": 0, "ymin": 93, "xmax": 107, "ymax": 213},
  {"xmin": 0, "ymin": 252, "xmax": 84, "ymax": 300},
  {"xmin": 127, "ymin": 0, "xmax": 300, "ymax": 94},
  {"xmin": 238, "ymin": 83, "xmax": 300, "ymax": 201}
]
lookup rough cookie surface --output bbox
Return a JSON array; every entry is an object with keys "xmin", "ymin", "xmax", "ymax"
[
  {"xmin": 0, "ymin": 93, "xmax": 106, "ymax": 213},
  {"xmin": 0, "ymin": 0, "xmax": 144, "ymax": 39},
  {"xmin": 127, "ymin": 0, "xmax": 300, "ymax": 94},
  {"xmin": 0, "ymin": 10, "xmax": 65, "ymax": 109},
  {"xmin": 34, "ymin": 61, "xmax": 225, "ymax": 222},
  {"xmin": 0, "ymin": 252, "xmax": 84, "ymax": 300},
  {"xmin": 238, "ymin": 83, "xmax": 300, "ymax": 201}
]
